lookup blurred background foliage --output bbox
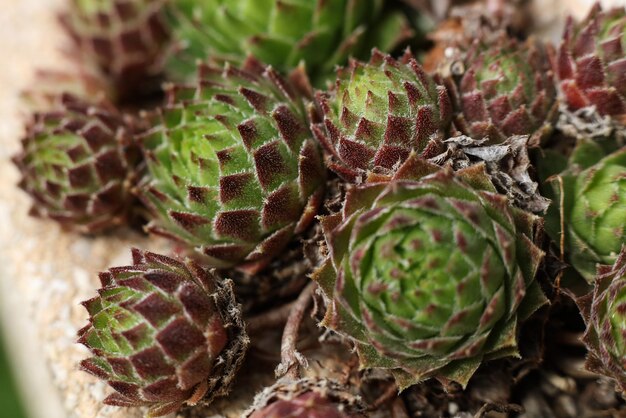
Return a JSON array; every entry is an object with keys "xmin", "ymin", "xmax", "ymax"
[{"xmin": 0, "ymin": 325, "xmax": 28, "ymax": 418}]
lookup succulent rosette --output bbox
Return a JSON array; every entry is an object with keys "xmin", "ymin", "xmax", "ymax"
[
  {"xmin": 313, "ymin": 50, "xmax": 453, "ymax": 182},
  {"xmin": 578, "ymin": 247, "xmax": 626, "ymax": 393},
  {"xmin": 164, "ymin": 0, "xmax": 412, "ymax": 85},
  {"xmin": 12, "ymin": 94, "xmax": 139, "ymax": 233},
  {"xmin": 78, "ymin": 248, "xmax": 248, "ymax": 417},
  {"xmin": 554, "ymin": 4, "xmax": 626, "ymax": 124},
  {"xmin": 543, "ymin": 139, "xmax": 626, "ymax": 282},
  {"xmin": 450, "ymin": 37, "xmax": 557, "ymax": 146},
  {"xmin": 313, "ymin": 156, "xmax": 547, "ymax": 388},
  {"xmin": 244, "ymin": 378, "xmax": 364, "ymax": 418},
  {"xmin": 139, "ymin": 59, "xmax": 326, "ymax": 270},
  {"xmin": 60, "ymin": 0, "xmax": 171, "ymax": 100},
  {"xmin": 422, "ymin": 1, "xmax": 531, "ymax": 75}
]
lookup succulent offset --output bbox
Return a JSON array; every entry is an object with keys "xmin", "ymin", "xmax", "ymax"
[
  {"xmin": 543, "ymin": 139, "xmax": 626, "ymax": 282},
  {"xmin": 554, "ymin": 4, "xmax": 626, "ymax": 123},
  {"xmin": 313, "ymin": 156, "xmax": 547, "ymax": 388},
  {"xmin": 164, "ymin": 0, "xmax": 412, "ymax": 85},
  {"xmin": 139, "ymin": 59, "xmax": 326, "ymax": 270},
  {"xmin": 60, "ymin": 0, "xmax": 171, "ymax": 100},
  {"xmin": 578, "ymin": 247, "xmax": 626, "ymax": 393},
  {"xmin": 449, "ymin": 37, "xmax": 557, "ymax": 146},
  {"xmin": 244, "ymin": 378, "xmax": 364, "ymax": 418},
  {"xmin": 313, "ymin": 50, "xmax": 453, "ymax": 182},
  {"xmin": 12, "ymin": 93, "xmax": 139, "ymax": 233},
  {"xmin": 78, "ymin": 248, "xmax": 248, "ymax": 417}
]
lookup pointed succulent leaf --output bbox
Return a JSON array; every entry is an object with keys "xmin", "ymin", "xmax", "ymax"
[
  {"xmin": 312, "ymin": 158, "xmax": 546, "ymax": 388},
  {"xmin": 78, "ymin": 249, "xmax": 249, "ymax": 416},
  {"xmin": 138, "ymin": 60, "xmax": 326, "ymax": 269}
]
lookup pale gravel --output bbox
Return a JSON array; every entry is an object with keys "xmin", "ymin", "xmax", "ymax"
[{"xmin": 0, "ymin": 1, "xmax": 622, "ymax": 418}]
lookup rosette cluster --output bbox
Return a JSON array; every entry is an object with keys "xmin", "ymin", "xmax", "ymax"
[
  {"xmin": 78, "ymin": 249, "xmax": 248, "ymax": 417},
  {"xmin": 19, "ymin": 2, "xmax": 626, "ymax": 416},
  {"xmin": 313, "ymin": 158, "xmax": 547, "ymax": 388}
]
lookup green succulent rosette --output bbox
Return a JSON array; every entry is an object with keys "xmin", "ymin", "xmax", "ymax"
[
  {"xmin": 451, "ymin": 37, "xmax": 557, "ymax": 146},
  {"xmin": 555, "ymin": 4, "xmax": 626, "ymax": 122},
  {"xmin": 60, "ymin": 0, "xmax": 171, "ymax": 101},
  {"xmin": 313, "ymin": 50, "xmax": 453, "ymax": 182},
  {"xmin": 78, "ymin": 249, "xmax": 248, "ymax": 417},
  {"xmin": 12, "ymin": 94, "xmax": 139, "ymax": 233},
  {"xmin": 139, "ymin": 59, "xmax": 326, "ymax": 270},
  {"xmin": 543, "ymin": 140, "xmax": 626, "ymax": 282},
  {"xmin": 578, "ymin": 247, "xmax": 626, "ymax": 394},
  {"xmin": 164, "ymin": 0, "xmax": 413, "ymax": 86},
  {"xmin": 313, "ymin": 156, "xmax": 547, "ymax": 388}
]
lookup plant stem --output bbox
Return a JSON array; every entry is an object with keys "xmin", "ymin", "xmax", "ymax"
[{"xmin": 275, "ymin": 282, "xmax": 317, "ymax": 379}]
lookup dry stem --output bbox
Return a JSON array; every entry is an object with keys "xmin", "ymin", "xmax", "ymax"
[{"xmin": 275, "ymin": 282, "xmax": 317, "ymax": 379}]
